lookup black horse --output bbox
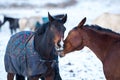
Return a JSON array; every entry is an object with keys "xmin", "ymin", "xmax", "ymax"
[
  {"xmin": 1, "ymin": 15, "xmax": 19, "ymax": 34},
  {"xmin": 4, "ymin": 12, "xmax": 67, "ymax": 80},
  {"xmin": 0, "ymin": 20, "xmax": 2, "ymax": 31}
]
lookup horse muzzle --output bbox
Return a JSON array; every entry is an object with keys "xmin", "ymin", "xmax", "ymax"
[{"xmin": 55, "ymin": 39, "xmax": 64, "ymax": 53}]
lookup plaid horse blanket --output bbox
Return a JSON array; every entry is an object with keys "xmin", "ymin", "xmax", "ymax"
[{"xmin": 4, "ymin": 31, "xmax": 47, "ymax": 76}]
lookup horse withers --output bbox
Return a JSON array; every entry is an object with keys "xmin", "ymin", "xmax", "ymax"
[
  {"xmin": 4, "ymin": 12, "xmax": 67, "ymax": 80},
  {"xmin": 60, "ymin": 18, "xmax": 120, "ymax": 80}
]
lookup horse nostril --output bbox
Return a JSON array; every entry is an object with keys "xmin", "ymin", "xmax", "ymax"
[{"xmin": 57, "ymin": 42, "xmax": 61, "ymax": 47}]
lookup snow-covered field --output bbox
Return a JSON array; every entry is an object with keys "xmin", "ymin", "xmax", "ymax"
[{"xmin": 0, "ymin": 0, "xmax": 120, "ymax": 80}]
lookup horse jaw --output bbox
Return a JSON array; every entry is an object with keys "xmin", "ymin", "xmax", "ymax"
[{"xmin": 58, "ymin": 51, "xmax": 65, "ymax": 57}]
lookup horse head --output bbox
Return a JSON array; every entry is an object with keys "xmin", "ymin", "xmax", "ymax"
[
  {"xmin": 59, "ymin": 17, "xmax": 86, "ymax": 57},
  {"xmin": 48, "ymin": 12, "xmax": 67, "ymax": 52},
  {"xmin": 34, "ymin": 12, "xmax": 67, "ymax": 57}
]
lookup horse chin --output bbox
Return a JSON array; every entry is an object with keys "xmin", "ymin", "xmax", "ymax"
[{"xmin": 59, "ymin": 51, "xmax": 65, "ymax": 57}]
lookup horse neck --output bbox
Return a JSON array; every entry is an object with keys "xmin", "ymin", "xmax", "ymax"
[
  {"xmin": 41, "ymin": 30, "xmax": 54, "ymax": 52},
  {"xmin": 83, "ymin": 28, "xmax": 114, "ymax": 62},
  {"xmin": 2, "ymin": 17, "xmax": 9, "ymax": 25},
  {"xmin": 34, "ymin": 29, "xmax": 56, "ymax": 60}
]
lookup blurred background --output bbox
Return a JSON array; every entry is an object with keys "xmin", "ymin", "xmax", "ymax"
[{"xmin": 0, "ymin": 0, "xmax": 120, "ymax": 80}]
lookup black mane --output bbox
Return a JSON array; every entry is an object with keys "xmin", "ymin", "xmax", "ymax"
[
  {"xmin": 35, "ymin": 22, "xmax": 49, "ymax": 35},
  {"xmin": 85, "ymin": 24, "xmax": 120, "ymax": 35}
]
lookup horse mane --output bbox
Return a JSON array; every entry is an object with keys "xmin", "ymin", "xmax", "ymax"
[
  {"xmin": 84, "ymin": 24, "xmax": 120, "ymax": 35},
  {"xmin": 35, "ymin": 22, "xmax": 49, "ymax": 35}
]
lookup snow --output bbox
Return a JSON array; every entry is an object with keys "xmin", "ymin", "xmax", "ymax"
[{"xmin": 0, "ymin": 0, "xmax": 120, "ymax": 80}]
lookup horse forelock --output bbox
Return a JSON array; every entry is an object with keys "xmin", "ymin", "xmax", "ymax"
[{"xmin": 55, "ymin": 18, "xmax": 66, "ymax": 24}]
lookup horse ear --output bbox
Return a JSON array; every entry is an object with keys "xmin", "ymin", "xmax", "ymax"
[
  {"xmin": 61, "ymin": 14, "xmax": 67, "ymax": 23},
  {"xmin": 48, "ymin": 12, "xmax": 55, "ymax": 22},
  {"xmin": 78, "ymin": 17, "xmax": 86, "ymax": 28}
]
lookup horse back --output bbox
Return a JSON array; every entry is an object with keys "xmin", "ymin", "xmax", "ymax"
[
  {"xmin": 5, "ymin": 31, "xmax": 33, "ymax": 56},
  {"xmin": 4, "ymin": 31, "xmax": 47, "ymax": 76},
  {"xmin": 4, "ymin": 31, "xmax": 33, "ymax": 75}
]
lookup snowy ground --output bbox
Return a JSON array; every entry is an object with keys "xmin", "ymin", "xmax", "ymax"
[{"xmin": 0, "ymin": 0, "xmax": 120, "ymax": 80}]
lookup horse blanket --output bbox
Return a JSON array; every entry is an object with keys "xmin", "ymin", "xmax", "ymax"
[{"xmin": 4, "ymin": 31, "xmax": 47, "ymax": 76}]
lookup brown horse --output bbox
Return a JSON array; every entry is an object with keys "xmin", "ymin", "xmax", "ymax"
[
  {"xmin": 4, "ymin": 12, "xmax": 67, "ymax": 80},
  {"xmin": 60, "ymin": 17, "xmax": 120, "ymax": 80}
]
